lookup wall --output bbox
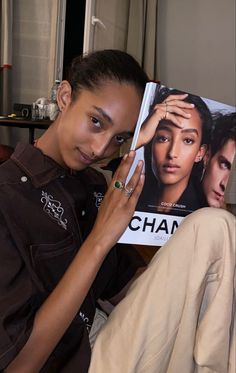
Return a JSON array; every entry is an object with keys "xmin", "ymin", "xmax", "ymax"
[
  {"xmin": 86, "ymin": 0, "xmax": 235, "ymax": 106},
  {"xmin": 157, "ymin": 0, "xmax": 235, "ymax": 106}
]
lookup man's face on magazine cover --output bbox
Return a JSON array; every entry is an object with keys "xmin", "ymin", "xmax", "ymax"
[
  {"xmin": 202, "ymin": 139, "xmax": 235, "ymax": 208},
  {"xmin": 151, "ymin": 108, "xmax": 205, "ymax": 188}
]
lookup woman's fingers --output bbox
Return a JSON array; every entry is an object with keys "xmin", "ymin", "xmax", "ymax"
[
  {"xmin": 112, "ymin": 151, "xmax": 136, "ymax": 186},
  {"xmin": 165, "ymin": 100, "xmax": 194, "ymax": 111},
  {"xmin": 128, "ymin": 171, "xmax": 145, "ymax": 205},
  {"xmin": 110, "ymin": 151, "xmax": 144, "ymax": 204},
  {"xmin": 165, "ymin": 104, "xmax": 192, "ymax": 120},
  {"xmin": 90, "ymin": 152, "xmax": 144, "ymax": 251},
  {"xmin": 163, "ymin": 93, "xmax": 188, "ymax": 102},
  {"xmin": 122, "ymin": 160, "xmax": 144, "ymax": 201},
  {"xmin": 154, "ymin": 100, "xmax": 194, "ymax": 118}
]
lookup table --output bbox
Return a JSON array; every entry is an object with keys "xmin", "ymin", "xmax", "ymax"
[{"xmin": 0, "ymin": 117, "xmax": 51, "ymax": 143}]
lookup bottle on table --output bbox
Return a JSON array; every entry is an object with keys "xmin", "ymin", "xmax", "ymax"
[
  {"xmin": 50, "ymin": 79, "xmax": 60, "ymax": 103},
  {"xmin": 48, "ymin": 79, "xmax": 60, "ymax": 120}
]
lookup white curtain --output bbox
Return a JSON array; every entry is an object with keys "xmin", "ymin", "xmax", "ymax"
[
  {"xmin": 12, "ymin": 0, "xmax": 59, "ymax": 108},
  {"xmin": 0, "ymin": 0, "xmax": 13, "ymax": 144},
  {"xmin": 126, "ymin": 0, "xmax": 159, "ymax": 80},
  {"xmin": 0, "ymin": 0, "xmax": 59, "ymax": 146}
]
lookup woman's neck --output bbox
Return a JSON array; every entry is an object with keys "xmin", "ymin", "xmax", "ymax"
[
  {"xmin": 34, "ymin": 120, "xmax": 65, "ymax": 168},
  {"xmin": 157, "ymin": 179, "xmax": 189, "ymax": 213}
]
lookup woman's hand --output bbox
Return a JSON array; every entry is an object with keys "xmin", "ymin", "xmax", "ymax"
[
  {"xmin": 136, "ymin": 93, "xmax": 195, "ymax": 148},
  {"xmin": 88, "ymin": 151, "xmax": 144, "ymax": 254}
]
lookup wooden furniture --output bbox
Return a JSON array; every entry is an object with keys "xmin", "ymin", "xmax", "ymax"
[
  {"xmin": 0, "ymin": 144, "xmax": 14, "ymax": 164},
  {"xmin": 0, "ymin": 118, "xmax": 51, "ymax": 144}
]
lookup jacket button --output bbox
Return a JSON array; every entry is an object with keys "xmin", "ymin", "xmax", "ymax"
[{"xmin": 21, "ymin": 176, "xmax": 28, "ymax": 182}]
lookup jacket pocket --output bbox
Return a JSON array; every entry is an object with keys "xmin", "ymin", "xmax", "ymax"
[{"xmin": 30, "ymin": 234, "xmax": 77, "ymax": 292}]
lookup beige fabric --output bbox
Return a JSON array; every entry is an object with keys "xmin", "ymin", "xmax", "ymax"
[
  {"xmin": 89, "ymin": 308, "xmax": 108, "ymax": 350},
  {"xmin": 89, "ymin": 208, "xmax": 236, "ymax": 373}
]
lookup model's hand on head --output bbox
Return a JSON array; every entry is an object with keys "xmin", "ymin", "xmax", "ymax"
[
  {"xmin": 136, "ymin": 94, "xmax": 195, "ymax": 148},
  {"xmin": 88, "ymin": 151, "xmax": 144, "ymax": 255}
]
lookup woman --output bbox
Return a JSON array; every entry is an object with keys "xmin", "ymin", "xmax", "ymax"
[
  {"xmin": 0, "ymin": 50, "xmax": 194, "ymax": 373},
  {"xmin": 137, "ymin": 87, "xmax": 213, "ymax": 216}
]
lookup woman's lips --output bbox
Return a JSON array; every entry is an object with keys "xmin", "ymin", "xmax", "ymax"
[
  {"xmin": 76, "ymin": 148, "xmax": 94, "ymax": 165},
  {"xmin": 162, "ymin": 163, "xmax": 180, "ymax": 173}
]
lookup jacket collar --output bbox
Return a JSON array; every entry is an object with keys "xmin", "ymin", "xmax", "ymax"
[{"xmin": 11, "ymin": 143, "xmax": 68, "ymax": 188}]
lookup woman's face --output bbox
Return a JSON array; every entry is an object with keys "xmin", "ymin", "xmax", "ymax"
[
  {"xmin": 152, "ymin": 108, "xmax": 205, "ymax": 187},
  {"xmin": 54, "ymin": 81, "xmax": 141, "ymax": 170}
]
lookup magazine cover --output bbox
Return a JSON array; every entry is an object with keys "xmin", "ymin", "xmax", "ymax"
[{"xmin": 118, "ymin": 82, "xmax": 236, "ymax": 246}]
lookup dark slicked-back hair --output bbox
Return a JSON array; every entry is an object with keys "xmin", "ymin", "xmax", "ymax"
[
  {"xmin": 211, "ymin": 112, "xmax": 236, "ymax": 156},
  {"xmin": 66, "ymin": 49, "xmax": 149, "ymax": 101}
]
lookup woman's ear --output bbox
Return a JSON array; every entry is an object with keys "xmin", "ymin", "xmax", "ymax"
[
  {"xmin": 194, "ymin": 144, "xmax": 208, "ymax": 163},
  {"xmin": 57, "ymin": 80, "xmax": 72, "ymax": 112}
]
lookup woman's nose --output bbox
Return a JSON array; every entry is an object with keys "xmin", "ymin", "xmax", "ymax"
[
  {"xmin": 91, "ymin": 137, "xmax": 110, "ymax": 158},
  {"xmin": 167, "ymin": 140, "xmax": 179, "ymax": 159}
]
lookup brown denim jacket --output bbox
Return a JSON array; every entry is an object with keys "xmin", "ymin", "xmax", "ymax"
[{"xmin": 0, "ymin": 143, "xmax": 143, "ymax": 372}]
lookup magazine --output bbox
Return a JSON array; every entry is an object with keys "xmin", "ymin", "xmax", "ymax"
[{"xmin": 118, "ymin": 82, "xmax": 236, "ymax": 246}]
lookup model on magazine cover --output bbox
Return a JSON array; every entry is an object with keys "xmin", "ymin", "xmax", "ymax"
[{"xmin": 137, "ymin": 86, "xmax": 212, "ymax": 216}]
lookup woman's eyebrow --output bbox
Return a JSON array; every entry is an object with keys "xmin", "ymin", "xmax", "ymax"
[
  {"xmin": 121, "ymin": 131, "xmax": 134, "ymax": 137},
  {"xmin": 181, "ymin": 128, "xmax": 199, "ymax": 136},
  {"xmin": 93, "ymin": 106, "xmax": 113, "ymax": 124},
  {"xmin": 157, "ymin": 123, "xmax": 199, "ymax": 136},
  {"xmin": 93, "ymin": 106, "xmax": 134, "ymax": 137}
]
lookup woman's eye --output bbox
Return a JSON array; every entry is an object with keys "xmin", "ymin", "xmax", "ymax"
[
  {"xmin": 156, "ymin": 135, "xmax": 169, "ymax": 143},
  {"xmin": 184, "ymin": 138, "xmax": 194, "ymax": 145},
  {"xmin": 115, "ymin": 135, "xmax": 126, "ymax": 145},
  {"xmin": 90, "ymin": 117, "xmax": 101, "ymax": 128}
]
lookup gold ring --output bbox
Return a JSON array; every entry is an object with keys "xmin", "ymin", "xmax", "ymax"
[{"xmin": 114, "ymin": 180, "xmax": 125, "ymax": 190}]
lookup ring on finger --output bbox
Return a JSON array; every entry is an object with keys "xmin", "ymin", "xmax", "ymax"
[
  {"xmin": 124, "ymin": 185, "xmax": 134, "ymax": 197},
  {"xmin": 114, "ymin": 180, "xmax": 125, "ymax": 190}
]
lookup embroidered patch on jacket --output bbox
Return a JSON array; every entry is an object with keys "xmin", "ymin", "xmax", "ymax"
[
  {"xmin": 93, "ymin": 191, "xmax": 104, "ymax": 208},
  {"xmin": 79, "ymin": 311, "xmax": 92, "ymax": 332},
  {"xmin": 41, "ymin": 190, "xmax": 68, "ymax": 230}
]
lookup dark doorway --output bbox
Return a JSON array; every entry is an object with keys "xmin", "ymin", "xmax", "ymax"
[{"xmin": 63, "ymin": 0, "xmax": 86, "ymax": 78}]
